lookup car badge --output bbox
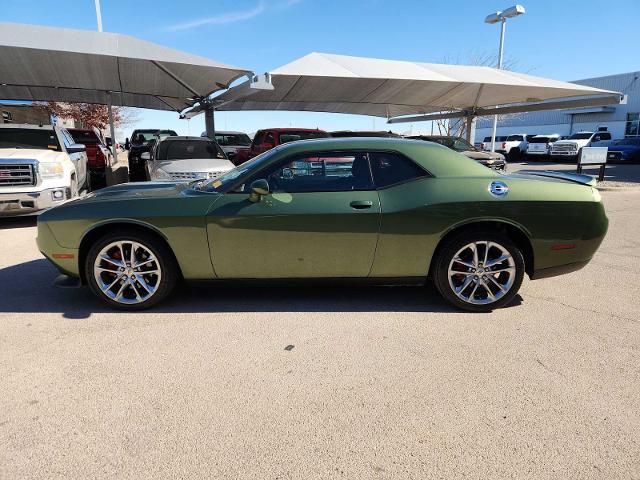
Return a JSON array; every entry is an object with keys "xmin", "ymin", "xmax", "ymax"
[{"xmin": 488, "ymin": 180, "xmax": 509, "ymax": 197}]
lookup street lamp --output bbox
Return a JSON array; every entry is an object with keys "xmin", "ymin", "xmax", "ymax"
[{"xmin": 485, "ymin": 4, "xmax": 525, "ymax": 152}]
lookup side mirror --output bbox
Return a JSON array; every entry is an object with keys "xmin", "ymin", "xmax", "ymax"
[
  {"xmin": 249, "ymin": 178, "xmax": 269, "ymax": 202},
  {"xmin": 67, "ymin": 143, "xmax": 86, "ymax": 154},
  {"xmin": 124, "ymin": 138, "xmax": 130, "ymax": 150},
  {"xmin": 140, "ymin": 152, "xmax": 151, "ymax": 161}
]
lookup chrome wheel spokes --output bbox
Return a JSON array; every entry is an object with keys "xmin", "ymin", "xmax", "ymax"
[
  {"xmin": 93, "ymin": 240, "xmax": 162, "ymax": 305},
  {"xmin": 448, "ymin": 241, "xmax": 515, "ymax": 305}
]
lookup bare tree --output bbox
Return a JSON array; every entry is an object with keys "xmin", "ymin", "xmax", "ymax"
[{"xmin": 432, "ymin": 51, "xmax": 530, "ymax": 138}]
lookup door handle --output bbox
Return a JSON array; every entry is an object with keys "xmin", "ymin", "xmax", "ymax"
[{"xmin": 350, "ymin": 200, "xmax": 373, "ymax": 209}]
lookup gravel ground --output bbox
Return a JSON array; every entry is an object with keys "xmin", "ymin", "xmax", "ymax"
[{"xmin": 0, "ymin": 188, "xmax": 638, "ymax": 480}]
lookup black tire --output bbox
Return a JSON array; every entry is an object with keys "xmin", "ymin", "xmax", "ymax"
[
  {"xmin": 433, "ymin": 230, "xmax": 525, "ymax": 312},
  {"xmin": 85, "ymin": 229, "xmax": 178, "ymax": 310}
]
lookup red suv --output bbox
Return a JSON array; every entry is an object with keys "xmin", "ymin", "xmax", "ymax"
[
  {"xmin": 68, "ymin": 128, "xmax": 112, "ymax": 188},
  {"xmin": 234, "ymin": 128, "xmax": 329, "ymax": 165}
]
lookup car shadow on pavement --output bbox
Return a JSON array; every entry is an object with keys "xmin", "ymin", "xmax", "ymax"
[
  {"xmin": 0, "ymin": 216, "xmax": 38, "ymax": 230},
  {"xmin": 0, "ymin": 259, "xmax": 523, "ymax": 317}
]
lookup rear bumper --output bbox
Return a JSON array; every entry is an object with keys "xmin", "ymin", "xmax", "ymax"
[
  {"xmin": 530, "ymin": 260, "xmax": 589, "ymax": 280},
  {"xmin": 0, "ymin": 187, "xmax": 70, "ymax": 216}
]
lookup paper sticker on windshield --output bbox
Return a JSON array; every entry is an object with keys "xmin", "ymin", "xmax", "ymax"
[
  {"xmin": 48, "ymin": 145, "xmax": 57, "ymax": 150},
  {"xmin": 212, "ymin": 180, "xmax": 222, "ymax": 188}
]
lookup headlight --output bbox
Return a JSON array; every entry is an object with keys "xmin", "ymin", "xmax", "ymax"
[
  {"xmin": 153, "ymin": 168, "xmax": 171, "ymax": 180},
  {"xmin": 39, "ymin": 162, "xmax": 64, "ymax": 179}
]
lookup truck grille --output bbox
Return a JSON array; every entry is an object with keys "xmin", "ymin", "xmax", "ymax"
[
  {"xmin": 552, "ymin": 144, "xmax": 577, "ymax": 153},
  {"xmin": 168, "ymin": 171, "xmax": 223, "ymax": 181},
  {"xmin": 0, "ymin": 163, "xmax": 36, "ymax": 187}
]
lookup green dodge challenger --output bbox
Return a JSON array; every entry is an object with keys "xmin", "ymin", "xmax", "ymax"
[{"xmin": 37, "ymin": 138, "xmax": 608, "ymax": 312}]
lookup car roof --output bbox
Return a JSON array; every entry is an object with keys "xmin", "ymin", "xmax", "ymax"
[
  {"xmin": 0, "ymin": 123, "xmax": 54, "ymax": 130},
  {"xmin": 408, "ymin": 135, "xmax": 458, "ymax": 140},
  {"xmin": 258, "ymin": 128, "xmax": 327, "ymax": 133},
  {"xmin": 158, "ymin": 135, "xmax": 211, "ymax": 142}
]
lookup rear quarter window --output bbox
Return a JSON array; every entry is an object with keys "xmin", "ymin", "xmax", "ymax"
[{"xmin": 369, "ymin": 151, "xmax": 428, "ymax": 188}]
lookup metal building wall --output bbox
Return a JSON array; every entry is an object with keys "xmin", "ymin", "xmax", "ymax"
[{"xmin": 476, "ymin": 71, "xmax": 640, "ymax": 136}]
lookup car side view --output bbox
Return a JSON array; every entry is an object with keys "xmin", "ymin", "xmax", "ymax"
[{"xmin": 36, "ymin": 138, "xmax": 608, "ymax": 312}]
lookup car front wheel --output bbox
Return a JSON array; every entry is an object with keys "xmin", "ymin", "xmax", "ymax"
[
  {"xmin": 433, "ymin": 231, "xmax": 525, "ymax": 312},
  {"xmin": 85, "ymin": 230, "xmax": 178, "ymax": 310}
]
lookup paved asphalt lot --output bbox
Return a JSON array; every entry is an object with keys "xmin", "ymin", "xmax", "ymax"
[{"xmin": 1, "ymin": 167, "xmax": 639, "ymax": 479}]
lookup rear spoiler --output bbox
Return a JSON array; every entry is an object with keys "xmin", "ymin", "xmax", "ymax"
[{"xmin": 516, "ymin": 169, "xmax": 597, "ymax": 187}]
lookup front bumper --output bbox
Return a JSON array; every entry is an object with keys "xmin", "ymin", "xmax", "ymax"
[
  {"xmin": 551, "ymin": 150, "xmax": 578, "ymax": 156},
  {"xmin": 0, "ymin": 187, "xmax": 70, "ymax": 216},
  {"xmin": 36, "ymin": 220, "xmax": 80, "ymax": 277}
]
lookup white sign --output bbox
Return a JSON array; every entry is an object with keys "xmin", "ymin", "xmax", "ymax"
[{"xmin": 579, "ymin": 147, "xmax": 608, "ymax": 165}]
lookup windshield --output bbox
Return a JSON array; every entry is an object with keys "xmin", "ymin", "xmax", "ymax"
[
  {"xmin": 506, "ymin": 135, "xmax": 523, "ymax": 141},
  {"xmin": 199, "ymin": 148, "xmax": 279, "ymax": 192},
  {"xmin": 278, "ymin": 131, "xmax": 329, "ymax": 144},
  {"xmin": 426, "ymin": 137, "xmax": 475, "ymax": 152},
  {"xmin": 132, "ymin": 130, "xmax": 178, "ymax": 143},
  {"xmin": 157, "ymin": 140, "xmax": 226, "ymax": 160},
  {"xmin": 0, "ymin": 128, "xmax": 61, "ymax": 151},
  {"xmin": 569, "ymin": 133, "xmax": 593, "ymax": 140},
  {"xmin": 69, "ymin": 130, "xmax": 100, "ymax": 145},
  {"xmin": 613, "ymin": 138, "xmax": 640, "ymax": 146},
  {"xmin": 215, "ymin": 133, "xmax": 251, "ymax": 146}
]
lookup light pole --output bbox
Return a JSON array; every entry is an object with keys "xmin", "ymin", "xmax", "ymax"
[{"xmin": 485, "ymin": 4, "xmax": 525, "ymax": 152}]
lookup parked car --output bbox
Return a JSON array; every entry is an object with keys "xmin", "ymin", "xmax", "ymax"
[
  {"xmin": 0, "ymin": 124, "xmax": 88, "ymax": 216},
  {"xmin": 408, "ymin": 135, "xmax": 506, "ymax": 171},
  {"xmin": 330, "ymin": 130, "xmax": 401, "ymax": 138},
  {"xmin": 526, "ymin": 134, "xmax": 561, "ymax": 159},
  {"xmin": 550, "ymin": 130, "xmax": 613, "ymax": 160},
  {"xmin": 606, "ymin": 138, "xmax": 640, "ymax": 163},
  {"xmin": 200, "ymin": 131, "xmax": 252, "ymax": 164},
  {"xmin": 145, "ymin": 136, "xmax": 234, "ymax": 181},
  {"xmin": 125, "ymin": 129, "xmax": 177, "ymax": 181},
  {"xmin": 233, "ymin": 128, "xmax": 329, "ymax": 164},
  {"xmin": 37, "ymin": 137, "xmax": 607, "ymax": 312},
  {"xmin": 68, "ymin": 128, "xmax": 112, "ymax": 189},
  {"xmin": 480, "ymin": 136, "xmax": 507, "ymax": 152},
  {"xmin": 501, "ymin": 134, "xmax": 537, "ymax": 159}
]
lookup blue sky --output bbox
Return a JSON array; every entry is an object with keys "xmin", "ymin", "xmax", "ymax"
[{"xmin": 3, "ymin": 0, "xmax": 639, "ymax": 138}]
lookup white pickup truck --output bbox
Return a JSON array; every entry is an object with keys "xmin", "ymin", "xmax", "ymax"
[
  {"xmin": 550, "ymin": 131, "xmax": 613, "ymax": 159},
  {"xmin": 0, "ymin": 124, "xmax": 89, "ymax": 216}
]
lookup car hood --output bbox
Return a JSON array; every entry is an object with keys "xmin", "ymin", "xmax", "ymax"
[
  {"xmin": 153, "ymin": 158, "xmax": 234, "ymax": 173},
  {"xmin": 79, "ymin": 181, "xmax": 194, "ymax": 202},
  {"xmin": 609, "ymin": 144, "xmax": 640, "ymax": 152},
  {"xmin": 462, "ymin": 150, "xmax": 505, "ymax": 161},
  {"xmin": 553, "ymin": 140, "xmax": 583, "ymax": 146},
  {"xmin": 0, "ymin": 148, "xmax": 64, "ymax": 161}
]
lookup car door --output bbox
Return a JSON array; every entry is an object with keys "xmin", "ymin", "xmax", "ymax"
[
  {"xmin": 60, "ymin": 128, "xmax": 86, "ymax": 186},
  {"xmin": 206, "ymin": 150, "xmax": 381, "ymax": 278}
]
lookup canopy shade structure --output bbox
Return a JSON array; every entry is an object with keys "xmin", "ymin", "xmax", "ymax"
[
  {"xmin": 212, "ymin": 52, "xmax": 622, "ymax": 121},
  {"xmin": 0, "ymin": 23, "xmax": 252, "ymax": 112}
]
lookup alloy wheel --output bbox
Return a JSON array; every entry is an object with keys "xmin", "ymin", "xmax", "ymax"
[
  {"xmin": 447, "ymin": 241, "xmax": 516, "ymax": 305},
  {"xmin": 93, "ymin": 240, "xmax": 162, "ymax": 305}
]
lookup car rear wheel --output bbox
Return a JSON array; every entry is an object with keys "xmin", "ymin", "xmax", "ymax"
[
  {"xmin": 85, "ymin": 230, "xmax": 178, "ymax": 310},
  {"xmin": 433, "ymin": 231, "xmax": 525, "ymax": 312}
]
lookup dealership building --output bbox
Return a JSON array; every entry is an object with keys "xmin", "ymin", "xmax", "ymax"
[{"xmin": 474, "ymin": 70, "xmax": 640, "ymax": 142}]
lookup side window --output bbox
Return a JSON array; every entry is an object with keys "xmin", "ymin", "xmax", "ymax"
[
  {"xmin": 252, "ymin": 131, "xmax": 264, "ymax": 146},
  {"xmin": 248, "ymin": 151, "xmax": 373, "ymax": 193},
  {"xmin": 369, "ymin": 151, "xmax": 427, "ymax": 188},
  {"xmin": 264, "ymin": 132, "xmax": 275, "ymax": 146},
  {"xmin": 601, "ymin": 133, "xmax": 611, "ymax": 140},
  {"xmin": 592, "ymin": 134, "xmax": 601, "ymax": 142}
]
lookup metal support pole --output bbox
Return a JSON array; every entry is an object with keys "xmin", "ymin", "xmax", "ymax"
[
  {"xmin": 94, "ymin": 0, "xmax": 103, "ymax": 32},
  {"xmin": 465, "ymin": 116, "xmax": 476, "ymax": 143},
  {"xmin": 204, "ymin": 106, "xmax": 215, "ymax": 138},
  {"xmin": 107, "ymin": 92, "xmax": 117, "ymax": 163},
  {"xmin": 490, "ymin": 18, "xmax": 506, "ymax": 152}
]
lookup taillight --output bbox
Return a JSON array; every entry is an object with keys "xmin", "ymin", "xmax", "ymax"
[
  {"xmin": 481, "ymin": 143, "xmax": 485, "ymax": 150},
  {"xmin": 95, "ymin": 148, "xmax": 106, "ymax": 167},
  {"xmin": 502, "ymin": 142, "xmax": 506, "ymax": 149}
]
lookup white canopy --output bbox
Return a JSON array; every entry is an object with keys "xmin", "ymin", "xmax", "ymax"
[
  {"xmin": 0, "ymin": 23, "xmax": 251, "ymax": 112},
  {"xmin": 213, "ymin": 52, "xmax": 621, "ymax": 120}
]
